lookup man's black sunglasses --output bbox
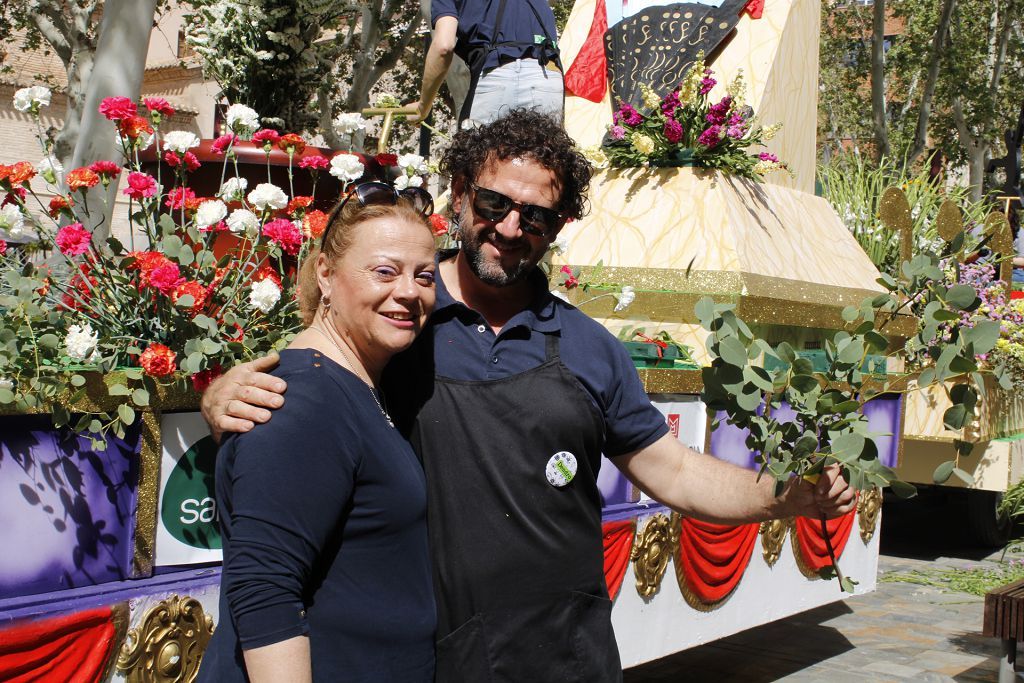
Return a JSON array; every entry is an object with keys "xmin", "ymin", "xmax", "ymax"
[
  {"xmin": 469, "ymin": 183, "xmax": 563, "ymax": 237},
  {"xmin": 323, "ymin": 181, "xmax": 434, "ymax": 246}
]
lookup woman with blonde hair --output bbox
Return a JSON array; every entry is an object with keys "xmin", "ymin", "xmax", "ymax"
[{"xmin": 198, "ymin": 183, "xmax": 438, "ymax": 683}]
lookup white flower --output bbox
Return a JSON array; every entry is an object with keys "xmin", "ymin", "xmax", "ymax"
[
  {"xmin": 550, "ymin": 290, "xmax": 570, "ymax": 303},
  {"xmin": 13, "ymin": 86, "xmax": 51, "ymax": 113},
  {"xmin": 38, "ymin": 156, "xmax": 64, "ymax": 184},
  {"xmin": 195, "ymin": 199, "xmax": 228, "ymax": 229},
  {"xmin": 332, "ymin": 112, "xmax": 366, "ymax": 136},
  {"xmin": 119, "ymin": 129, "xmax": 154, "ymax": 151},
  {"xmin": 218, "ymin": 176, "xmax": 248, "ymax": 200},
  {"xmin": 249, "ymin": 278, "xmax": 281, "ymax": 313},
  {"xmin": 613, "ymin": 286, "xmax": 636, "ymax": 312},
  {"xmin": 549, "ymin": 236, "xmax": 569, "ymax": 255},
  {"xmin": 0, "ymin": 204, "xmax": 27, "ymax": 239},
  {"xmin": 0, "ymin": 377, "xmax": 13, "ymax": 391},
  {"xmin": 226, "ymin": 208, "xmax": 260, "ymax": 235},
  {"xmin": 247, "ymin": 183, "xmax": 288, "ymax": 211},
  {"xmin": 64, "ymin": 323, "xmax": 99, "ymax": 361},
  {"xmin": 226, "ymin": 103, "xmax": 260, "ymax": 136},
  {"xmin": 394, "ymin": 174, "xmax": 424, "ymax": 190},
  {"xmin": 162, "ymin": 130, "xmax": 200, "ymax": 154},
  {"xmin": 397, "ymin": 153, "xmax": 429, "ymax": 175},
  {"xmin": 329, "ymin": 154, "xmax": 364, "ymax": 182}
]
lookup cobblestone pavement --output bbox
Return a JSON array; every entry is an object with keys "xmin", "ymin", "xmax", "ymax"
[{"xmin": 625, "ymin": 490, "xmax": 1019, "ymax": 682}]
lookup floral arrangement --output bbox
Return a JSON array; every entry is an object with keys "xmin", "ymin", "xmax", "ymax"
[
  {"xmin": 0, "ymin": 87, "xmax": 437, "ymax": 446},
  {"xmin": 601, "ymin": 54, "xmax": 785, "ymax": 179}
]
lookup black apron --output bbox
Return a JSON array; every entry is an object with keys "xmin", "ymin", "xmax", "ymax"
[{"xmin": 409, "ymin": 333, "xmax": 622, "ymax": 683}]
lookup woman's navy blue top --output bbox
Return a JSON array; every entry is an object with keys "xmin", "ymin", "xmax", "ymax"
[{"xmin": 197, "ymin": 349, "xmax": 436, "ymax": 682}]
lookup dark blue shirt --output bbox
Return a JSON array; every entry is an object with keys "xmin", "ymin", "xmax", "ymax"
[
  {"xmin": 386, "ymin": 255, "xmax": 668, "ymax": 457},
  {"xmin": 199, "ymin": 349, "xmax": 435, "ymax": 683},
  {"xmin": 431, "ymin": 0, "xmax": 559, "ymax": 71}
]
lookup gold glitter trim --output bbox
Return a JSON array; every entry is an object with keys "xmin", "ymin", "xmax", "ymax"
[
  {"xmin": 878, "ymin": 187, "xmax": 914, "ymax": 266},
  {"xmin": 631, "ymin": 513, "xmax": 678, "ymax": 598},
  {"xmin": 789, "ymin": 522, "xmax": 821, "ymax": 580},
  {"xmin": 637, "ymin": 368, "xmax": 704, "ymax": 394},
  {"xmin": 133, "ymin": 410, "xmax": 162, "ymax": 578},
  {"xmin": 985, "ymin": 211, "xmax": 1014, "ymax": 287},
  {"xmin": 760, "ymin": 518, "xmax": 790, "ymax": 567},
  {"xmin": 117, "ymin": 594, "xmax": 214, "ymax": 683},
  {"xmin": 857, "ymin": 488, "xmax": 882, "ymax": 543}
]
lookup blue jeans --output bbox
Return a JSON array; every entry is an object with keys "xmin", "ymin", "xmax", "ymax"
[{"xmin": 468, "ymin": 58, "xmax": 564, "ymax": 125}]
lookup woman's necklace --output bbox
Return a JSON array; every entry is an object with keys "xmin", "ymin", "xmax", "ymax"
[{"xmin": 310, "ymin": 325, "xmax": 393, "ymax": 428}]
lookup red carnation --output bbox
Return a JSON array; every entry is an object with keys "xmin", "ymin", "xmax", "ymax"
[
  {"xmin": 67, "ymin": 167, "xmax": 100, "ymax": 192},
  {"xmin": 48, "ymin": 195, "xmax": 74, "ymax": 219},
  {"xmin": 7, "ymin": 162, "xmax": 36, "ymax": 185},
  {"xmin": 123, "ymin": 172, "xmax": 158, "ymax": 200},
  {"xmin": 118, "ymin": 115, "xmax": 153, "ymax": 140},
  {"xmin": 139, "ymin": 343, "xmax": 177, "ymax": 377},
  {"xmin": 428, "ymin": 213, "xmax": 449, "ymax": 236},
  {"xmin": 172, "ymin": 280, "xmax": 208, "ymax": 317},
  {"xmin": 190, "ymin": 365, "xmax": 223, "ymax": 393},
  {"xmin": 165, "ymin": 186, "xmax": 197, "ymax": 211},
  {"xmin": 262, "ymin": 218, "xmax": 303, "ymax": 255},
  {"xmin": 286, "ymin": 196, "xmax": 314, "ymax": 215},
  {"xmin": 143, "ymin": 97, "xmax": 175, "ymax": 118},
  {"xmin": 278, "ymin": 133, "xmax": 306, "ymax": 155},
  {"xmin": 99, "ymin": 96, "xmax": 137, "ymax": 121},
  {"xmin": 0, "ymin": 240, "xmax": 6, "ymax": 256},
  {"xmin": 147, "ymin": 263, "xmax": 184, "ymax": 295},
  {"xmin": 2, "ymin": 188, "xmax": 26, "ymax": 206},
  {"xmin": 252, "ymin": 129, "xmax": 281, "ymax": 149},
  {"xmin": 298, "ymin": 155, "xmax": 329, "ymax": 171},
  {"xmin": 211, "ymin": 133, "xmax": 238, "ymax": 155},
  {"xmin": 253, "ymin": 262, "xmax": 282, "ymax": 287},
  {"xmin": 375, "ymin": 153, "xmax": 399, "ymax": 167},
  {"xmin": 303, "ymin": 210, "xmax": 329, "ymax": 239},
  {"xmin": 55, "ymin": 223, "xmax": 92, "ymax": 256},
  {"xmin": 89, "ymin": 160, "xmax": 121, "ymax": 183}
]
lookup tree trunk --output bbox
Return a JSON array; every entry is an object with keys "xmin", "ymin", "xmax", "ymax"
[
  {"xmin": 967, "ymin": 147, "xmax": 987, "ymax": 202},
  {"xmin": 69, "ymin": 0, "xmax": 160, "ymax": 242},
  {"xmin": 904, "ymin": 0, "xmax": 956, "ymax": 168},
  {"xmin": 870, "ymin": 0, "xmax": 890, "ymax": 161}
]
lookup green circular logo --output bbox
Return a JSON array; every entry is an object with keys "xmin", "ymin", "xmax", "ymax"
[{"xmin": 160, "ymin": 435, "xmax": 221, "ymax": 549}]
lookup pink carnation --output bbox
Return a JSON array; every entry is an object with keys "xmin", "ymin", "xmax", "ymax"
[
  {"xmin": 0, "ymin": 240, "xmax": 7, "ymax": 256},
  {"xmin": 165, "ymin": 187, "xmax": 197, "ymax": 211},
  {"xmin": 298, "ymin": 155, "xmax": 330, "ymax": 170},
  {"xmin": 163, "ymin": 151, "xmax": 201, "ymax": 172},
  {"xmin": 262, "ymin": 218, "xmax": 303, "ymax": 255},
  {"xmin": 143, "ymin": 97, "xmax": 175, "ymax": 117},
  {"xmin": 252, "ymin": 129, "xmax": 281, "ymax": 147},
  {"xmin": 99, "ymin": 96, "xmax": 137, "ymax": 121},
  {"xmin": 88, "ymin": 160, "xmax": 121, "ymax": 178},
  {"xmin": 123, "ymin": 172, "xmax": 158, "ymax": 200},
  {"xmin": 211, "ymin": 134, "xmax": 238, "ymax": 155},
  {"xmin": 147, "ymin": 263, "xmax": 184, "ymax": 295},
  {"xmin": 55, "ymin": 223, "xmax": 92, "ymax": 256}
]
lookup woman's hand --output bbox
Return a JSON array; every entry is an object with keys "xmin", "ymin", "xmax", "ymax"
[{"xmin": 200, "ymin": 353, "xmax": 286, "ymax": 442}]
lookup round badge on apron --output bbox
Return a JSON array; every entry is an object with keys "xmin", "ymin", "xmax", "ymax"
[{"xmin": 545, "ymin": 451, "xmax": 578, "ymax": 488}]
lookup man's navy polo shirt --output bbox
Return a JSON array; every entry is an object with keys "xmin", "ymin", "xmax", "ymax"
[
  {"xmin": 431, "ymin": 0, "xmax": 558, "ymax": 72},
  {"xmin": 386, "ymin": 253, "xmax": 668, "ymax": 458}
]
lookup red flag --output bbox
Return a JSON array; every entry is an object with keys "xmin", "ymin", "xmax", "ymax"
[{"xmin": 564, "ymin": 0, "xmax": 609, "ymax": 103}]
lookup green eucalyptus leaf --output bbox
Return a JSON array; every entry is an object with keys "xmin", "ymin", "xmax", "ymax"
[
  {"xmin": 117, "ymin": 403, "xmax": 135, "ymax": 424},
  {"xmin": 943, "ymin": 404, "xmax": 969, "ymax": 430},
  {"xmin": 888, "ymin": 479, "xmax": 917, "ymax": 498},
  {"xmin": 949, "ymin": 355, "xmax": 978, "ymax": 374},
  {"xmin": 952, "ymin": 468, "xmax": 975, "ymax": 486},
  {"xmin": 38, "ymin": 334, "xmax": 59, "ymax": 349},
  {"xmin": 933, "ymin": 460, "xmax": 955, "ymax": 484},
  {"xmin": 695, "ymin": 297, "xmax": 716, "ymax": 327},
  {"xmin": 70, "ymin": 374, "xmax": 86, "ymax": 387},
  {"xmin": 864, "ymin": 330, "xmax": 888, "ymax": 352},
  {"xmin": 962, "ymin": 320, "xmax": 1000, "ymax": 355},
  {"xmin": 841, "ymin": 306, "xmax": 859, "ymax": 322},
  {"xmin": 831, "ymin": 432, "xmax": 866, "ymax": 463},
  {"xmin": 792, "ymin": 358, "xmax": 814, "ymax": 375},
  {"xmin": 953, "ymin": 439, "xmax": 975, "ymax": 457},
  {"xmin": 736, "ymin": 388, "xmax": 762, "ymax": 412},
  {"xmin": 776, "ymin": 342, "xmax": 797, "ymax": 365},
  {"xmin": 108, "ymin": 384, "xmax": 131, "ymax": 397},
  {"xmin": 174, "ymin": 294, "xmax": 196, "ymax": 310},
  {"xmin": 790, "ymin": 374, "xmax": 818, "ymax": 393},
  {"xmin": 945, "ymin": 284, "xmax": 979, "ymax": 310},
  {"xmin": 719, "ymin": 336, "xmax": 749, "ymax": 367},
  {"xmin": 132, "ymin": 388, "xmax": 150, "ymax": 407}
]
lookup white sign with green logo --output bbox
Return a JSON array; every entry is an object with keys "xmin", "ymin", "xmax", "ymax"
[{"xmin": 156, "ymin": 412, "xmax": 222, "ymax": 566}]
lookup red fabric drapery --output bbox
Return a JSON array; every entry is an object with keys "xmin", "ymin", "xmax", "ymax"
[
  {"xmin": 0, "ymin": 607, "xmax": 117, "ymax": 683},
  {"xmin": 564, "ymin": 0, "xmax": 609, "ymax": 103},
  {"xmin": 675, "ymin": 519, "xmax": 759, "ymax": 604},
  {"xmin": 743, "ymin": 0, "xmax": 765, "ymax": 19},
  {"xmin": 602, "ymin": 519, "xmax": 635, "ymax": 600},
  {"xmin": 793, "ymin": 510, "xmax": 856, "ymax": 572}
]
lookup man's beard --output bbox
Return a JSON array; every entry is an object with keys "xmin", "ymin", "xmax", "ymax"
[{"xmin": 456, "ymin": 205, "xmax": 536, "ymax": 288}]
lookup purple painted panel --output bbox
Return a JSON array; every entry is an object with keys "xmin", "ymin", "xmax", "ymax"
[
  {"xmin": 597, "ymin": 458, "xmax": 633, "ymax": 506},
  {"xmin": 0, "ymin": 414, "xmax": 141, "ymax": 599},
  {"xmin": 862, "ymin": 393, "xmax": 903, "ymax": 469}
]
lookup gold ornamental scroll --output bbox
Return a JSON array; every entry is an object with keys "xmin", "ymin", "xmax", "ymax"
[
  {"xmin": 631, "ymin": 513, "xmax": 679, "ymax": 598},
  {"xmin": 117, "ymin": 594, "xmax": 215, "ymax": 683}
]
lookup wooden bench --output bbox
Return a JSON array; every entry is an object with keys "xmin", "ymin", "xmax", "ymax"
[{"xmin": 984, "ymin": 578, "xmax": 1024, "ymax": 682}]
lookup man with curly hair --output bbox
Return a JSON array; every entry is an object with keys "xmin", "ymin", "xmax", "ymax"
[{"xmin": 203, "ymin": 109, "xmax": 854, "ymax": 682}]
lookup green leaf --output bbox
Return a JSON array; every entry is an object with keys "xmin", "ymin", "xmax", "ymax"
[
  {"xmin": 88, "ymin": 419, "xmax": 103, "ymax": 434},
  {"xmin": 695, "ymin": 297, "xmax": 716, "ymax": 327},
  {"xmin": 962, "ymin": 320, "xmax": 1000, "ymax": 354},
  {"xmin": 839, "ymin": 576, "xmax": 859, "ymax": 593},
  {"xmin": 108, "ymin": 384, "xmax": 131, "ymax": 397},
  {"xmin": 932, "ymin": 309, "xmax": 960, "ymax": 321},
  {"xmin": 933, "ymin": 460, "xmax": 955, "ymax": 484},
  {"xmin": 117, "ymin": 403, "xmax": 135, "ymax": 424},
  {"xmin": 776, "ymin": 342, "xmax": 797, "ymax": 365},
  {"xmin": 945, "ymin": 284, "xmax": 979, "ymax": 310},
  {"xmin": 174, "ymin": 294, "xmax": 195, "ymax": 310},
  {"xmin": 841, "ymin": 305, "xmax": 859, "ymax": 322},
  {"xmin": 70, "ymin": 374, "xmax": 86, "ymax": 387},
  {"xmin": 864, "ymin": 330, "xmax": 888, "ymax": 352},
  {"xmin": 888, "ymin": 479, "xmax": 917, "ymax": 499},
  {"xmin": 953, "ymin": 439, "xmax": 974, "ymax": 457},
  {"xmin": 790, "ymin": 374, "xmax": 819, "ymax": 393},
  {"xmin": 949, "ymin": 355, "xmax": 977, "ymax": 374},
  {"xmin": 952, "ymin": 468, "xmax": 975, "ymax": 486},
  {"xmin": 38, "ymin": 333, "xmax": 59, "ymax": 349},
  {"xmin": 831, "ymin": 432, "xmax": 866, "ymax": 463},
  {"xmin": 943, "ymin": 404, "xmax": 969, "ymax": 430},
  {"xmin": 718, "ymin": 336, "xmax": 749, "ymax": 367},
  {"xmin": 132, "ymin": 388, "xmax": 150, "ymax": 407},
  {"xmin": 736, "ymin": 388, "xmax": 762, "ymax": 412}
]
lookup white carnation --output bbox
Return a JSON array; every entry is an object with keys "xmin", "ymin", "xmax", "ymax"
[
  {"xmin": 195, "ymin": 199, "xmax": 228, "ymax": 229},
  {"xmin": 397, "ymin": 153, "xmax": 429, "ymax": 175},
  {"xmin": 13, "ymin": 86, "xmax": 51, "ymax": 113},
  {"xmin": 226, "ymin": 208, "xmax": 260, "ymax": 235},
  {"xmin": 332, "ymin": 112, "xmax": 366, "ymax": 136},
  {"xmin": 218, "ymin": 176, "xmax": 248, "ymax": 200},
  {"xmin": 0, "ymin": 204, "xmax": 27, "ymax": 239},
  {"xmin": 329, "ymin": 154, "xmax": 364, "ymax": 182},
  {"xmin": 394, "ymin": 174, "xmax": 424, "ymax": 190},
  {"xmin": 64, "ymin": 323, "xmax": 99, "ymax": 361},
  {"xmin": 549, "ymin": 236, "xmax": 569, "ymax": 255},
  {"xmin": 247, "ymin": 183, "xmax": 288, "ymax": 211},
  {"xmin": 613, "ymin": 285, "xmax": 636, "ymax": 312},
  {"xmin": 162, "ymin": 130, "xmax": 200, "ymax": 154},
  {"xmin": 38, "ymin": 156, "xmax": 64, "ymax": 184},
  {"xmin": 226, "ymin": 103, "xmax": 260, "ymax": 136},
  {"xmin": 249, "ymin": 278, "xmax": 281, "ymax": 313}
]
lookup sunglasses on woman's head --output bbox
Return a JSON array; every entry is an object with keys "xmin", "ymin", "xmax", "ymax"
[
  {"xmin": 468, "ymin": 183, "xmax": 563, "ymax": 237},
  {"xmin": 322, "ymin": 181, "xmax": 435, "ymax": 246}
]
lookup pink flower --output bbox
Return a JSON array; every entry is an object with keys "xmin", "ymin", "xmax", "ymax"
[
  {"xmin": 663, "ymin": 118, "xmax": 683, "ymax": 143},
  {"xmin": 0, "ymin": 240, "xmax": 7, "ymax": 256},
  {"xmin": 262, "ymin": 218, "xmax": 303, "ymax": 255},
  {"xmin": 211, "ymin": 134, "xmax": 238, "ymax": 155},
  {"xmin": 55, "ymin": 223, "xmax": 92, "ymax": 256},
  {"xmin": 758, "ymin": 152, "xmax": 779, "ymax": 162},
  {"xmin": 163, "ymin": 151, "xmax": 201, "ymax": 172},
  {"xmin": 560, "ymin": 265, "xmax": 579, "ymax": 289},
  {"xmin": 252, "ymin": 129, "xmax": 281, "ymax": 149},
  {"xmin": 89, "ymin": 160, "xmax": 121, "ymax": 180},
  {"xmin": 699, "ymin": 70, "xmax": 717, "ymax": 95},
  {"xmin": 610, "ymin": 125, "xmax": 626, "ymax": 141},
  {"xmin": 661, "ymin": 89, "xmax": 681, "ymax": 117},
  {"xmin": 705, "ymin": 96, "xmax": 733, "ymax": 125},
  {"xmin": 123, "ymin": 172, "xmax": 158, "ymax": 200},
  {"xmin": 697, "ymin": 125, "xmax": 723, "ymax": 147},
  {"xmin": 614, "ymin": 102, "xmax": 643, "ymax": 126},
  {"xmin": 99, "ymin": 96, "xmax": 137, "ymax": 121},
  {"xmin": 143, "ymin": 97, "xmax": 175, "ymax": 117},
  {"xmin": 298, "ymin": 155, "xmax": 330, "ymax": 171},
  {"xmin": 165, "ymin": 187, "xmax": 197, "ymax": 211},
  {"xmin": 147, "ymin": 263, "xmax": 184, "ymax": 295}
]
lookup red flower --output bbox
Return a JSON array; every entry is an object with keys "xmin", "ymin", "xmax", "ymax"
[
  {"xmin": 2, "ymin": 188, "xmax": 26, "ymax": 206},
  {"xmin": 67, "ymin": 168, "xmax": 101, "ymax": 192},
  {"xmin": 126, "ymin": 250, "xmax": 173, "ymax": 277},
  {"xmin": 88, "ymin": 160, "xmax": 121, "ymax": 182},
  {"xmin": 303, "ymin": 210, "xmax": 329, "ymax": 238},
  {"xmin": 375, "ymin": 153, "xmax": 399, "ymax": 167},
  {"xmin": 252, "ymin": 129, "xmax": 281, "ymax": 149},
  {"xmin": 428, "ymin": 213, "xmax": 449, "ymax": 236},
  {"xmin": 143, "ymin": 97, "xmax": 175, "ymax": 118},
  {"xmin": 560, "ymin": 265, "xmax": 579, "ymax": 289},
  {"xmin": 0, "ymin": 240, "xmax": 6, "ymax": 256},
  {"xmin": 262, "ymin": 217, "xmax": 303, "ymax": 255},
  {"xmin": 278, "ymin": 133, "xmax": 306, "ymax": 155},
  {"xmin": 253, "ymin": 262, "xmax": 282, "ymax": 287},
  {"xmin": 123, "ymin": 172, "xmax": 158, "ymax": 200},
  {"xmin": 147, "ymin": 263, "xmax": 184, "ymax": 295},
  {"xmin": 163, "ymin": 151, "xmax": 201, "ymax": 172},
  {"xmin": 7, "ymin": 161, "xmax": 36, "ymax": 185},
  {"xmin": 190, "ymin": 365, "xmax": 223, "ymax": 393},
  {"xmin": 139, "ymin": 343, "xmax": 177, "ymax": 377},
  {"xmin": 183, "ymin": 152, "xmax": 201, "ymax": 171},
  {"xmin": 48, "ymin": 195, "xmax": 74, "ymax": 219},
  {"xmin": 0, "ymin": 165, "xmax": 10, "ymax": 184},
  {"xmin": 172, "ymin": 280, "xmax": 208, "ymax": 317},
  {"xmin": 118, "ymin": 115, "xmax": 153, "ymax": 140},
  {"xmin": 1011, "ymin": 290, "xmax": 1024, "ymax": 300},
  {"xmin": 211, "ymin": 133, "xmax": 238, "ymax": 155},
  {"xmin": 165, "ymin": 186, "xmax": 197, "ymax": 211},
  {"xmin": 99, "ymin": 96, "xmax": 137, "ymax": 121},
  {"xmin": 298, "ymin": 155, "xmax": 329, "ymax": 171},
  {"xmin": 286, "ymin": 196, "xmax": 314, "ymax": 215},
  {"xmin": 55, "ymin": 223, "xmax": 92, "ymax": 256}
]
